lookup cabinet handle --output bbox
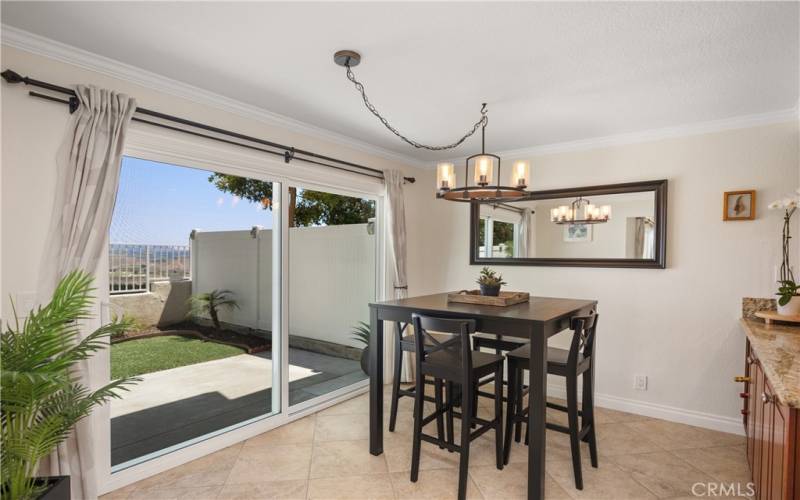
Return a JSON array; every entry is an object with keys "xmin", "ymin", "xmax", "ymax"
[
  {"xmin": 740, "ymin": 392, "xmax": 749, "ymax": 398},
  {"xmin": 735, "ymin": 376, "xmax": 751, "ymax": 383},
  {"xmin": 741, "ymin": 409, "xmax": 749, "ymax": 415},
  {"xmin": 761, "ymin": 392, "xmax": 774, "ymax": 404}
]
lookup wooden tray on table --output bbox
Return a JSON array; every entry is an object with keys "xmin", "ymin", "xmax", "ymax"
[{"xmin": 447, "ymin": 290, "xmax": 530, "ymax": 307}]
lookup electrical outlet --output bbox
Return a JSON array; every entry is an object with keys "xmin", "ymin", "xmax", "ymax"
[
  {"xmin": 15, "ymin": 292, "xmax": 37, "ymax": 315},
  {"xmin": 634, "ymin": 374, "xmax": 648, "ymax": 391}
]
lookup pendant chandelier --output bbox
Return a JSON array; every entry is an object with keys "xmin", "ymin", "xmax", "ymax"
[
  {"xmin": 550, "ymin": 196, "xmax": 612, "ymax": 225},
  {"xmin": 334, "ymin": 50, "xmax": 532, "ymax": 202}
]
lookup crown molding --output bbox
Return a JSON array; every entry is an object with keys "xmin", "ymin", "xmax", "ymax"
[
  {"xmin": 0, "ymin": 24, "xmax": 429, "ymax": 169},
  {"xmin": 444, "ymin": 105, "xmax": 799, "ymax": 165}
]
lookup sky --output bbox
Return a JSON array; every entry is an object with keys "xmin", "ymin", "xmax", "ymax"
[{"xmin": 110, "ymin": 157, "xmax": 274, "ymax": 245}]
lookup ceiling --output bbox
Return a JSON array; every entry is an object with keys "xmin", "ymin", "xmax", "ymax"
[{"xmin": 2, "ymin": 2, "xmax": 798, "ymax": 163}]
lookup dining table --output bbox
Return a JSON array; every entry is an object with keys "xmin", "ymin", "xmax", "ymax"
[{"xmin": 368, "ymin": 292, "xmax": 597, "ymax": 500}]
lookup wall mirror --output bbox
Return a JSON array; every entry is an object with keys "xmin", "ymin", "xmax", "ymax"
[{"xmin": 470, "ymin": 179, "xmax": 667, "ymax": 268}]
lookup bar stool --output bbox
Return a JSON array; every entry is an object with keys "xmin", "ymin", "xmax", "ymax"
[
  {"xmin": 472, "ymin": 333, "xmax": 529, "ymax": 428},
  {"xmin": 503, "ymin": 311, "xmax": 599, "ymax": 490},
  {"xmin": 410, "ymin": 314, "xmax": 504, "ymax": 500},
  {"xmin": 388, "ymin": 322, "xmax": 444, "ymax": 432}
]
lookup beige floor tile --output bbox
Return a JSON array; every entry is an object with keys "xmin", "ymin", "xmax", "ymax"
[
  {"xmin": 217, "ymin": 480, "xmax": 308, "ymax": 500},
  {"xmin": 594, "ymin": 422, "xmax": 663, "ymax": 456},
  {"xmin": 126, "ymin": 486, "xmax": 221, "ymax": 499},
  {"xmin": 308, "ymin": 473, "xmax": 396, "ymax": 499},
  {"xmin": 244, "ymin": 415, "xmax": 316, "ymax": 447},
  {"xmin": 226, "ymin": 443, "xmax": 313, "ymax": 484},
  {"xmin": 100, "ymin": 484, "xmax": 138, "ymax": 500},
  {"xmin": 470, "ymin": 463, "xmax": 571, "ymax": 500},
  {"xmin": 316, "ymin": 413, "xmax": 371, "ymax": 442},
  {"xmin": 319, "ymin": 392, "xmax": 370, "ymax": 416},
  {"xmin": 671, "ymin": 445, "xmax": 752, "ymax": 484},
  {"xmin": 131, "ymin": 444, "xmax": 242, "ymax": 491},
  {"xmin": 548, "ymin": 458, "xmax": 657, "ymax": 499},
  {"xmin": 390, "ymin": 469, "xmax": 484, "ymax": 499},
  {"xmin": 624, "ymin": 420, "xmax": 744, "ymax": 451},
  {"xmin": 593, "ymin": 406, "xmax": 652, "ymax": 425},
  {"xmin": 609, "ymin": 451, "xmax": 716, "ymax": 498},
  {"xmin": 310, "ymin": 439, "xmax": 389, "ymax": 478},
  {"xmin": 383, "ymin": 431, "xmax": 460, "ymax": 472}
]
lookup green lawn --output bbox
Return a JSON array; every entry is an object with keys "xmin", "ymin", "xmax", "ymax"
[{"xmin": 111, "ymin": 335, "xmax": 246, "ymax": 379}]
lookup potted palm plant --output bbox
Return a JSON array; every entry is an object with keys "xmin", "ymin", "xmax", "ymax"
[
  {"xmin": 351, "ymin": 321, "xmax": 371, "ymax": 375},
  {"xmin": 476, "ymin": 267, "xmax": 507, "ymax": 297},
  {"xmin": 1, "ymin": 271, "xmax": 139, "ymax": 500}
]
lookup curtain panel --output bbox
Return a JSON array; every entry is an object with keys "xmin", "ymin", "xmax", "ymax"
[
  {"xmin": 37, "ymin": 85, "xmax": 137, "ymax": 500},
  {"xmin": 383, "ymin": 170, "xmax": 411, "ymax": 382}
]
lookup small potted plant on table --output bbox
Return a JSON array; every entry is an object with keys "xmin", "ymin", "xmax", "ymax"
[{"xmin": 476, "ymin": 267, "xmax": 507, "ymax": 297}]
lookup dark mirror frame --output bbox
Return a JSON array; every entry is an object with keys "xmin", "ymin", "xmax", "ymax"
[{"xmin": 470, "ymin": 179, "xmax": 668, "ymax": 269}]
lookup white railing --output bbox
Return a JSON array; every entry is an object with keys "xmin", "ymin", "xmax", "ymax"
[{"xmin": 109, "ymin": 244, "xmax": 191, "ymax": 294}]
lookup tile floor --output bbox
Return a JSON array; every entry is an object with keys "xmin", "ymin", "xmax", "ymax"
[{"xmin": 102, "ymin": 385, "xmax": 751, "ymax": 499}]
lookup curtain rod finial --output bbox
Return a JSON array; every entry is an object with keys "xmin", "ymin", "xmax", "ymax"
[
  {"xmin": 1, "ymin": 69, "xmax": 24, "ymax": 84},
  {"xmin": 404, "ymin": 177, "xmax": 416, "ymax": 184}
]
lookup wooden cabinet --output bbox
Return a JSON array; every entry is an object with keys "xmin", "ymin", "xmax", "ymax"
[{"xmin": 741, "ymin": 340, "xmax": 799, "ymax": 500}]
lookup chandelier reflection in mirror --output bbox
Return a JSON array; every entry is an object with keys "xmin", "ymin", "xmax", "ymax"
[
  {"xmin": 334, "ymin": 49, "xmax": 532, "ymax": 202},
  {"xmin": 550, "ymin": 196, "xmax": 612, "ymax": 225}
]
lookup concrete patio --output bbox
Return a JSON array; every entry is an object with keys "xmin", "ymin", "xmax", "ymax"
[{"xmin": 111, "ymin": 348, "xmax": 365, "ymax": 466}]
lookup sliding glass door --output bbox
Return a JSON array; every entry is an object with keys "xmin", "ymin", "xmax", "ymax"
[
  {"xmin": 107, "ymin": 157, "xmax": 379, "ymax": 474},
  {"xmin": 109, "ymin": 157, "xmax": 281, "ymax": 469},
  {"xmin": 286, "ymin": 184, "xmax": 377, "ymax": 407}
]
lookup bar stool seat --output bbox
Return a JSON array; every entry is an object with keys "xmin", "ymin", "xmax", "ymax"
[{"xmin": 506, "ymin": 345, "xmax": 587, "ymax": 374}]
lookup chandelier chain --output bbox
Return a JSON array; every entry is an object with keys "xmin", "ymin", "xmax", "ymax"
[{"xmin": 345, "ymin": 63, "xmax": 487, "ymax": 151}]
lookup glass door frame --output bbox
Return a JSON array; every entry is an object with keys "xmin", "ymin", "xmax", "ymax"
[{"xmin": 280, "ymin": 180, "xmax": 385, "ymax": 415}]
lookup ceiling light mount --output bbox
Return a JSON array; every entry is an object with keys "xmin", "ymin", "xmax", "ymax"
[{"xmin": 333, "ymin": 50, "xmax": 361, "ymax": 68}]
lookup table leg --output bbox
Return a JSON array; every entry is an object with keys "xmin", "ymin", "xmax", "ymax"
[
  {"xmin": 528, "ymin": 324, "xmax": 547, "ymax": 500},
  {"xmin": 369, "ymin": 307, "xmax": 384, "ymax": 455}
]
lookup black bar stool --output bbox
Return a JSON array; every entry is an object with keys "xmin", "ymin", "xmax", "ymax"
[
  {"xmin": 503, "ymin": 311, "xmax": 599, "ymax": 490},
  {"xmin": 472, "ymin": 333, "xmax": 529, "ymax": 428},
  {"xmin": 388, "ymin": 322, "xmax": 445, "ymax": 432},
  {"xmin": 410, "ymin": 314, "xmax": 504, "ymax": 500}
]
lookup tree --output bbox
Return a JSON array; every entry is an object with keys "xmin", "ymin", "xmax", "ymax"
[{"xmin": 208, "ymin": 174, "xmax": 375, "ymax": 227}]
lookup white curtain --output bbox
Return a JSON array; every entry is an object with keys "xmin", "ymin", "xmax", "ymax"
[
  {"xmin": 383, "ymin": 170, "xmax": 412, "ymax": 382},
  {"xmin": 37, "ymin": 85, "xmax": 137, "ymax": 500},
  {"xmin": 519, "ymin": 207, "xmax": 532, "ymax": 258}
]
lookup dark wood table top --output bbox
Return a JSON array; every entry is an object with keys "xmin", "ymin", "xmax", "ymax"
[{"xmin": 370, "ymin": 292, "xmax": 597, "ymax": 324}]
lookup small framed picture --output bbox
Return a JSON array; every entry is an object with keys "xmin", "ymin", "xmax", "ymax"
[
  {"xmin": 564, "ymin": 223, "xmax": 592, "ymax": 242},
  {"xmin": 724, "ymin": 190, "xmax": 756, "ymax": 221}
]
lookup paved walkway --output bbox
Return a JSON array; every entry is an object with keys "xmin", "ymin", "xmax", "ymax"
[{"xmin": 111, "ymin": 349, "xmax": 365, "ymax": 466}]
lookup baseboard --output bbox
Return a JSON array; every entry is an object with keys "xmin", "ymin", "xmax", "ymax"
[{"xmin": 546, "ymin": 384, "xmax": 745, "ymax": 436}]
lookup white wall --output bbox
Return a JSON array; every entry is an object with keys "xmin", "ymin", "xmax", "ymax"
[
  {"xmin": 435, "ymin": 121, "xmax": 799, "ymax": 433},
  {"xmin": 192, "ymin": 225, "xmax": 376, "ymax": 348}
]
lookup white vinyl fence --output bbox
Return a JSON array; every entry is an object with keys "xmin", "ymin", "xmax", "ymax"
[{"xmin": 191, "ymin": 224, "xmax": 375, "ymax": 348}]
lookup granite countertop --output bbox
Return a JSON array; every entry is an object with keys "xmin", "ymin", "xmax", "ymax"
[{"xmin": 741, "ymin": 318, "xmax": 800, "ymax": 409}]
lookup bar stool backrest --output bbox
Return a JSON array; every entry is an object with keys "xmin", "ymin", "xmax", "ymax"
[
  {"xmin": 568, "ymin": 310, "xmax": 599, "ymax": 366},
  {"xmin": 411, "ymin": 313, "xmax": 476, "ymax": 382}
]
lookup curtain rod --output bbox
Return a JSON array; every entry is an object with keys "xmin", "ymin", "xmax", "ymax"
[{"xmin": 1, "ymin": 69, "xmax": 416, "ymax": 184}]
